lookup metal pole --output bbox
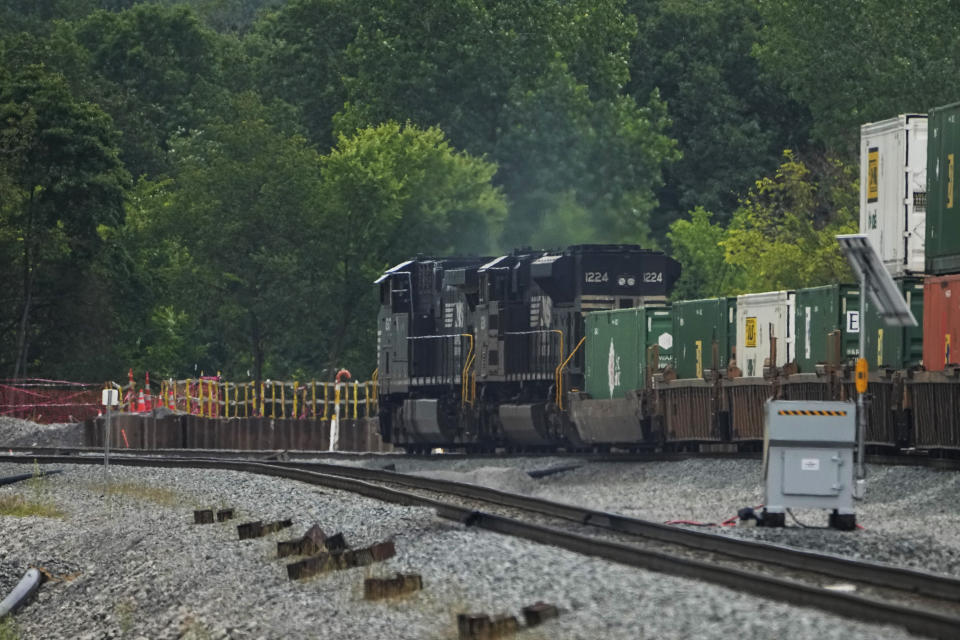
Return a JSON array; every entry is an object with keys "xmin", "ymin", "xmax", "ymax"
[
  {"xmin": 857, "ymin": 270, "xmax": 868, "ymax": 489},
  {"xmin": 104, "ymin": 402, "xmax": 111, "ymax": 479},
  {"xmin": 329, "ymin": 382, "xmax": 341, "ymax": 452}
]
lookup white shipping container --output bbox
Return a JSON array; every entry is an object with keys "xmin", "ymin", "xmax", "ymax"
[
  {"xmin": 736, "ymin": 290, "xmax": 795, "ymax": 377},
  {"xmin": 859, "ymin": 114, "xmax": 927, "ymax": 276}
]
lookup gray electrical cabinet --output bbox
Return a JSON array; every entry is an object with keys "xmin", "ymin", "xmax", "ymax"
[{"xmin": 763, "ymin": 399, "xmax": 857, "ymax": 530}]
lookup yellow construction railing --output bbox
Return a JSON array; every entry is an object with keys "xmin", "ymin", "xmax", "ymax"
[{"xmin": 154, "ymin": 377, "xmax": 380, "ymax": 419}]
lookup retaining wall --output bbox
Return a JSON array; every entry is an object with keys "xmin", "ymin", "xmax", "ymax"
[{"xmin": 84, "ymin": 413, "xmax": 393, "ymax": 453}]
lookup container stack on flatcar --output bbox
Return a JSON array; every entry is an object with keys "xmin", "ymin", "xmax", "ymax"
[
  {"xmin": 910, "ymin": 102, "xmax": 960, "ymax": 451},
  {"xmin": 375, "ymin": 106, "xmax": 960, "ymax": 456}
]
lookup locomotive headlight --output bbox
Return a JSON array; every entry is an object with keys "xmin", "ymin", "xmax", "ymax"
[
  {"xmin": 618, "ymin": 277, "xmax": 626, "ymax": 286},
  {"xmin": 627, "ymin": 277, "xmax": 636, "ymax": 286}
]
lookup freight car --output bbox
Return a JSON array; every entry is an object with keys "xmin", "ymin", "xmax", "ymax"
[
  {"xmin": 373, "ymin": 103, "xmax": 960, "ymax": 457},
  {"xmin": 375, "ymin": 244, "xmax": 681, "ymax": 451}
]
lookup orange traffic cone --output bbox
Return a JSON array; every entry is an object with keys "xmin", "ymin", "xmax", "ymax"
[
  {"xmin": 136, "ymin": 390, "xmax": 146, "ymax": 412},
  {"xmin": 144, "ymin": 372, "xmax": 152, "ymax": 410}
]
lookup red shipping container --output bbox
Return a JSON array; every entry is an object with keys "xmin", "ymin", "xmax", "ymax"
[{"xmin": 923, "ymin": 274, "xmax": 960, "ymax": 371}]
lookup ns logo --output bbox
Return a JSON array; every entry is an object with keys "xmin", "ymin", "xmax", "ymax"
[{"xmin": 607, "ymin": 339, "xmax": 621, "ymax": 398}]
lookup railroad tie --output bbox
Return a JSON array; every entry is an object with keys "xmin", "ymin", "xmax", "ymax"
[
  {"xmin": 237, "ymin": 519, "xmax": 294, "ymax": 540},
  {"xmin": 278, "ymin": 524, "xmax": 336, "ymax": 558},
  {"xmin": 522, "ymin": 602, "xmax": 559, "ymax": 627},
  {"xmin": 457, "ymin": 602, "xmax": 560, "ymax": 639},
  {"xmin": 457, "ymin": 613, "xmax": 519, "ymax": 640},
  {"xmin": 194, "ymin": 508, "xmax": 236, "ymax": 524},
  {"xmin": 363, "ymin": 573, "xmax": 423, "ymax": 600},
  {"xmin": 286, "ymin": 539, "xmax": 396, "ymax": 580}
]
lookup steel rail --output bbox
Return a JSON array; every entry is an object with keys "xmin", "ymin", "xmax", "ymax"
[
  {"xmin": 3, "ymin": 450, "xmax": 959, "ymax": 598},
  {"xmin": 4, "ymin": 445, "xmax": 959, "ymax": 469},
  {"xmin": 0, "ymin": 446, "xmax": 417, "ymax": 461},
  {"xmin": 2, "ymin": 454, "xmax": 960, "ymax": 638},
  {"xmin": 276, "ymin": 460, "xmax": 960, "ymax": 602}
]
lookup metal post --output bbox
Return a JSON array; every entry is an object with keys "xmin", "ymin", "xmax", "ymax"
[
  {"xmin": 857, "ymin": 270, "xmax": 868, "ymax": 493},
  {"xmin": 104, "ymin": 402, "xmax": 111, "ymax": 479},
  {"xmin": 329, "ymin": 382, "xmax": 342, "ymax": 452}
]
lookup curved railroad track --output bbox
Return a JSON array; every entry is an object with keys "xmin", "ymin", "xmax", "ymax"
[
  {"xmin": 3, "ymin": 444, "xmax": 960, "ymax": 470},
  {"xmin": 1, "ymin": 452, "xmax": 958, "ymax": 638}
]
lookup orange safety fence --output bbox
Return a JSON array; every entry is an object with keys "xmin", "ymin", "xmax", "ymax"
[
  {"xmin": 0, "ymin": 378, "xmax": 102, "ymax": 424},
  {"xmin": 0, "ymin": 375, "xmax": 381, "ymax": 424}
]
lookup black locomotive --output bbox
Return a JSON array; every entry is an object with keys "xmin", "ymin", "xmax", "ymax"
[{"xmin": 375, "ymin": 244, "xmax": 681, "ymax": 451}]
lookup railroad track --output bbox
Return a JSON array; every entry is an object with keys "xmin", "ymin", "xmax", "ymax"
[
  {"xmin": 4, "ymin": 445, "xmax": 960, "ymax": 470},
  {"xmin": 1, "ymin": 453, "xmax": 959, "ymax": 638}
]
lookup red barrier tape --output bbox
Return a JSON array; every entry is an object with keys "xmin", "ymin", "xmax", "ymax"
[{"xmin": 0, "ymin": 380, "xmax": 102, "ymax": 423}]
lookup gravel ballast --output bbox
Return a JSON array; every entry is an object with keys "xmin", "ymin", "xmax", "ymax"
[
  {"xmin": 0, "ymin": 416, "xmax": 85, "ymax": 449},
  {"xmin": 0, "ymin": 461, "xmax": 924, "ymax": 639},
  {"xmin": 355, "ymin": 456, "xmax": 960, "ymax": 579}
]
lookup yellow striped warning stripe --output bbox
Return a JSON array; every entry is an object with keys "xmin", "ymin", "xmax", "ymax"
[{"xmin": 777, "ymin": 410, "xmax": 847, "ymax": 416}]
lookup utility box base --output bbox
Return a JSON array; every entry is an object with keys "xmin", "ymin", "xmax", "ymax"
[{"xmin": 763, "ymin": 400, "xmax": 857, "ymax": 530}]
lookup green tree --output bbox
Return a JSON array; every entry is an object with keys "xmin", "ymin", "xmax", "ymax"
[
  {"xmin": 251, "ymin": 0, "xmax": 367, "ymax": 149},
  {"xmin": 627, "ymin": 0, "xmax": 811, "ymax": 238},
  {"xmin": 314, "ymin": 122, "xmax": 507, "ymax": 370},
  {"xmin": 97, "ymin": 177, "xmax": 207, "ymax": 379},
  {"xmin": 0, "ymin": 64, "xmax": 129, "ymax": 378},
  {"xmin": 135, "ymin": 93, "xmax": 325, "ymax": 381},
  {"xmin": 0, "ymin": 0, "xmax": 98, "ymax": 38},
  {"xmin": 666, "ymin": 206, "xmax": 744, "ymax": 300},
  {"xmin": 258, "ymin": 0, "xmax": 676, "ymax": 247},
  {"xmin": 722, "ymin": 151, "xmax": 857, "ymax": 292},
  {"xmin": 755, "ymin": 0, "xmax": 960, "ymax": 154},
  {"xmin": 71, "ymin": 3, "xmax": 230, "ymax": 177}
]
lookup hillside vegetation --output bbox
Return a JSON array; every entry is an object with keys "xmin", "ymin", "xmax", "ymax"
[{"xmin": 0, "ymin": 0, "xmax": 954, "ymax": 380}]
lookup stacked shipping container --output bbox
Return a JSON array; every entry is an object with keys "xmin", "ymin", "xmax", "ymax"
[
  {"xmin": 735, "ymin": 291, "xmax": 794, "ymax": 377},
  {"xmin": 584, "ymin": 306, "xmax": 673, "ymax": 400},
  {"xmin": 793, "ymin": 284, "xmax": 860, "ymax": 372},
  {"xmin": 672, "ymin": 297, "xmax": 736, "ymax": 379},
  {"xmin": 860, "ymin": 114, "xmax": 927, "ymax": 277},
  {"xmin": 568, "ymin": 105, "xmax": 960, "ymax": 452},
  {"xmin": 923, "ymin": 102, "xmax": 960, "ymax": 371},
  {"xmin": 857, "ymin": 114, "xmax": 929, "ymax": 370}
]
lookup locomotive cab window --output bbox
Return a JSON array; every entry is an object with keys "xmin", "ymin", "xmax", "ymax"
[{"xmin": 390, "ymin": 281, "xmax": 410, "ymax": 312}]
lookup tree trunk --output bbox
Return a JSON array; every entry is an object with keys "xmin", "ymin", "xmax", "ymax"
[
  {"xmin": 327, "ymin": 258, "xmax": 355, "ymax": 369},
  {"xmin": 13, "ymin": 189, "xmax": 37, "ymax": 379},
  {"xmin": 12, "ymin": 286, "xmax": 32, "ymax": 379},
  {"xmin": 251, "ymin": 313, "xmax": 263, "ymax": 384}
]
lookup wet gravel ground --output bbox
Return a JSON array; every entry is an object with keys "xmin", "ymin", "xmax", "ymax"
[
  {"xmin": 327, "ymin": 455, "xmax": 960, "ymax": 578},
  {"xmin": 0, "ymin": 462, "xmax": 922, "ymax": 639}
]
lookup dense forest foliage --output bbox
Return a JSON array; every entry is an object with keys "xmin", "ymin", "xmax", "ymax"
[{"xmin": 0, "ymin": 0, "xmax": 955, "ymax": 382}]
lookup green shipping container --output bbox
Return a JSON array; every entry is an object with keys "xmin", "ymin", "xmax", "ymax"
[
  {"xmin": 672, "ymin": 297, "xmax": 737, "ymax": 379},
  {"xmin": 794, "ymin": 284, "xmax": 861, "ymax": 372},
  {"xmin": 864, "ymin": 277, "xmax": 925, "ymax": 369},
  {"xmin": 584, "ymin": 306, "xmax": 674, "ymax": 399},
  {"xmin": 926, "ymin": 101, "xmax": 960, "ymax": 274}
]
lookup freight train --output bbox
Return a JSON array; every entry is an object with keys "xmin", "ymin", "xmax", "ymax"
[
  {"xmin": 374, "ymin": 245, "xmax": 681, "ymax": 452},
  {"xmin": 374, "ymin": 102, "xmax": 960, "ymax": 456}
]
